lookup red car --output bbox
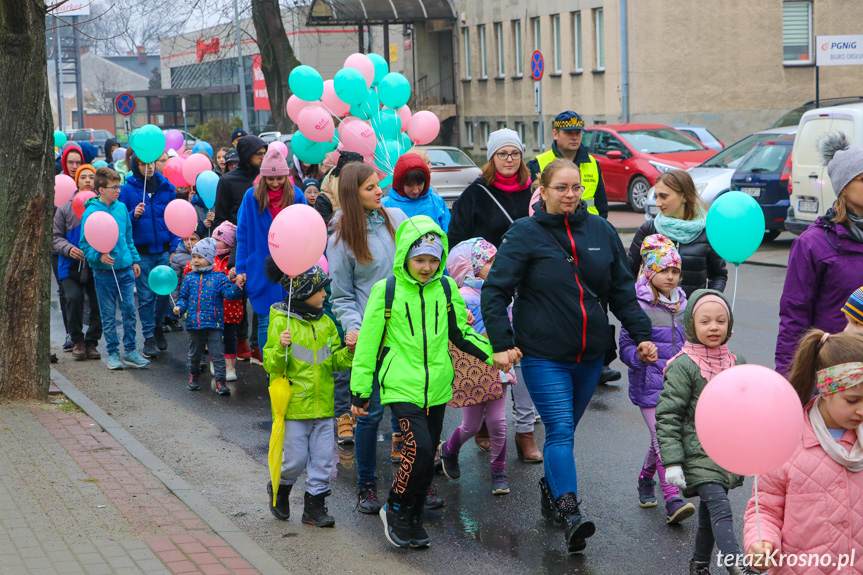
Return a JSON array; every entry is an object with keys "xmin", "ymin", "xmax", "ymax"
[{"xmin": 582, "ymin": 124, "xmax": 718, "ymax": 212}]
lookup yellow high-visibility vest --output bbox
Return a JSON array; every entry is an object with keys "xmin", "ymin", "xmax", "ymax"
[{"xmin": 534, "ymin": 149, "xmax": 600, "ymax": 215}]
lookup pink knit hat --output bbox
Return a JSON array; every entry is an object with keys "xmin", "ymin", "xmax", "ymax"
[
  {"xmin": 260, "ymin": 147, "xmax": 290, "ymax": 177},
  {"xmin": 212, "ymin": 220, "xmax": 237, "ymax": 248}
]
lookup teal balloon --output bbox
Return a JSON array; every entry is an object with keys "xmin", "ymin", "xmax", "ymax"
[
  {"xmin": 378, "ymin": 109, "xmax": 402, "ymax": 140},
  {"xmin": 367, "ymin": 53, "xmax": 389, "ymax": 87},
  {"xmin": 320, "ymin": 136, "xmax": 338, "ymax": 154},
  {"xmin": 378, "ymin": 73, "xmax": 411, "ymax": 109},
  {"xmin": 706, "ymin": 191, "xmax": 766, "ymax": 265},
  {"xmin": 53, "ymin": 130, "xmax": 67, "ymax": 148},
  {"xmin": 361, "ymin": 89, "xmax": 381, "ymax": 120},
  {"xmin": 148, "ymin": 265, "xmax": 178, "ymax": 296},
  {"xmin": 334, "ymin": 68, "xmax": 367, "ymax": 106},
  {"xmin": 130, "ymin": 124, "xmax": 166, "ymax": 164},
  {"xmin": 196, "ymin": 171, "xmax": 219, "ymax": 209},
  {"xmin": 375, "ymin": 139, "xmax": 402, "ymax": 172},
  {"xmin": 291, "ymin": 131, "xmax": 327, "ymax": 165},
  {"xmin": 379, "ymin": 175, "xmax": 393, "ymax": 189},
  {"xmin": 289, "ymin": 65, "xmax": 324, "ymax": 101},
  {"xmin": 92, "ymin": 160, "xmax": 109, "ymax": 169},
  {"xmin": 399, "ymin": 132, "xmax": 412, "ymax": 153}
]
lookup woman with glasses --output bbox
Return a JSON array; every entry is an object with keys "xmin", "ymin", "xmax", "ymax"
[{"xmin": 482, "ymin": 158, "xmax": 655, "ymax": 555}]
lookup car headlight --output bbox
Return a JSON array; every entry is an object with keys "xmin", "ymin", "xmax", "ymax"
[{"xmin": 648, "ymin": 160, "xmax": 677, "ymax": 174}]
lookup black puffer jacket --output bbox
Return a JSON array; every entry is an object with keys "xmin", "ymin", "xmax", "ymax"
[
  {"xmin": 448, "ymin": 177, "xmax": 533, "ymax": 248},
  {"xmin": 627, "ymin": 219, "xmax": 727, "ymax": 297},
  {"xmin": 213, "ymin": 136, "xmax": 266, "ymax": 227}
]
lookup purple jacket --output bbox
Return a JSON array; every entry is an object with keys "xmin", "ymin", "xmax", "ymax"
[
  {"xmin": 620, "ymin": 276, "xmax": 687, "ymax": 408},
  {"xmin": 776, "ymin": 215, "xmax": 863, "ymax": 374}
]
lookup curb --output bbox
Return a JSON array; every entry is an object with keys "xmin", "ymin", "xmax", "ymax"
[
  {"xmin": 741, "ymin": 260, "xmax": 788, "ymax": 269},
  {"xmin": 51, "ymin": 369, "xmax": 290, "ymax": 575}
]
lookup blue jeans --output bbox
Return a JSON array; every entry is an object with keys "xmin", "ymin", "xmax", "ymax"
[
  {"xmin": 354, "ymin": 375, "xmax": 400, "ymax": 488},
  {"xmin": 520, "ymin": 355, "xmax": 604, "ymax": 499},
  {"xmin": 256, "ymin": 312, "xmax": 269, "ymax": 351},
  {"xmin": 135, "ymin": 252, "xmax": 171, "ymax": 339},
  {"xmin": 93, "ymin": 267, "xmax": 138, "ymax": 355}
]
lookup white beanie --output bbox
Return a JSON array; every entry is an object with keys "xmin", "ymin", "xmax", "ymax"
[{"xmin": 486, "ymin": 128, "xmax": 525, "ymax": 162}]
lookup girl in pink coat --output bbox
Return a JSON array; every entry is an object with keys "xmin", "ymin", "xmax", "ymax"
[{"xmin": 744, "ymin": 330, "xmax": 863, "ymax": 574}]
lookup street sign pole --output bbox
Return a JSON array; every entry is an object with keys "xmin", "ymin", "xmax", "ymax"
[
  {"xmin": 182, "ymin": 97, "xmax": 187, "ymax": 138},
  {"xmin": 531, "ymin": 50, "xmax": 545, "ymax": 151},
  {"xmin": 537, "ymin": 82, "xmax": 544, "ymax": 152}
]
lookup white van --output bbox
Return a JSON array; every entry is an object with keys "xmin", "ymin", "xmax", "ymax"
[{"xmin": 787, "ymin": 103, "xmax": 863, "ymax": 233}]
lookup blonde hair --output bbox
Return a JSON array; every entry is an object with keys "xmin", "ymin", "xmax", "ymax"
[
  {"xmin": 788, "ymin": 330, "xmax": 863, "ymax": 404},
  {"xmin": 654, "ymin": 170, "xmax": 706, "ymax": 221}
]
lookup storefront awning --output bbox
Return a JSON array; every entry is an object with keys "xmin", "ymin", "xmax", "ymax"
[{"xmin": 308, "ymin": 0, "xmax": 455, "ymax": 25}]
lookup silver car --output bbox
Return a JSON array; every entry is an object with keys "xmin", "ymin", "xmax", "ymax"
[
  {"xmin": 420, "ymin": 146, "xmax": 482, "ymax": 206},
  {"xmin": 644, "ymin": 126, "xmax": 798, "ymax": 219}
]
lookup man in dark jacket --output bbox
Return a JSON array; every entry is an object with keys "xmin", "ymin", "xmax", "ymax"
[
  {"xmin": 104, "ymin": 138, "xmax": 120, "ymax": 165},
  {"xmin": 213, "ymin": 136, "xmax": 266, "ymax": 227}
]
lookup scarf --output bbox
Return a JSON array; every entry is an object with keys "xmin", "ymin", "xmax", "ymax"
[
  {"xmin": 847, "ymin": 209, "xmax": 863, "ymax": 243},
  {"xmin": 653, "ymin": 212, "xmax": 707, "ymax": 244},
  {"xmin": 193, "ymin": 264, "xmax": 214, "ymax": 273},
  {"xmin": 658, "ymin": 289, "xmax": 683, "ymax": 313},
  {"xmin": 290, "ymin": 300, "xmax": 324, "ymax": 321},
  {"xmin": 267, "ymin": 188, "xmax": 284, "ymax": 219},
  {"xmin": 494, "ymin": 172, "xmax": 527, "ymax": 194},
  {"xmin": 809, "ymin": 397, "xmax": 863, "ymax": 472},
  {"xmin": 676, "ymin": 342, "xmax": 736, "ymax": 382}
]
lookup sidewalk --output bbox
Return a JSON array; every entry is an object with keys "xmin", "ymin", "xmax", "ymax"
[{"xmin": 0, "ymin": 390, "xmax": 283, "ymax": 575}]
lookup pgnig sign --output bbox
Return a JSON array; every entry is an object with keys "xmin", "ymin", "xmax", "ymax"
[{"xmin": 817, "ymin": 35, "xmax": 863, "ymax": 67}]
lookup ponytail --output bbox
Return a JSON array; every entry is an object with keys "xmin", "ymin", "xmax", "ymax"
[{"xmin": 788, "ymin": 329, "xmax": 863, "ymax": 405}]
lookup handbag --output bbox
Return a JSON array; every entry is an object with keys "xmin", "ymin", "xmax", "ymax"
[{"xmin": 447, "ymin": 342, "xmax": 505, "ymax": 408}]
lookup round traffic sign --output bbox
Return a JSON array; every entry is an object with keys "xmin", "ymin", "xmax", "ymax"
[
  {"xmin": 116, "ymin": 93, "xmax": 136, "ymax": 116},
  {"xmin": 530, "ymin": 51, "xmax": 544, "ymax": 81}
]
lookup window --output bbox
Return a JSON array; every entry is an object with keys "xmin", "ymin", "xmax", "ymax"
[
  {"xmin": 495, "ymin": 22, "xmax": 505, "ymax": 77},
  {"xmin": 515, "ymin": 121, "xmax": 526, "ymax": 144},
  {"xmin": 552, "ymin": 15, "xmax": 562, "ymax": 73},
  {"xmin": 572, "ymin": 12, "xmax": 583, "ymax": 72},
  {"xmin": 465, "ymin": 122, "xmax": 474, "ymax": 147},
  {"xmin": 532, "ymin": 17, "xmax": 541, "ymax": 51},
  {"xmin": 594, "ymin": 9, "xmax": 605, "ymax": 70},
  {"xmin": 497, "ymin": 121, "xmax": 507, "ymax": 131},
  {"xmin": 480, "ymin": 122, "xmax": 490, "ymax": 146},
  {"xmin": 479, "ymin": 25, "xmax": 488, "ymax": 78},
  {"xmin": 462, "ymin": 28, "xmax": 471, "ymax": 78},
  {"xmin": 533, "ymin": 121, "xmax": 540, "ymax": 148},
  {"xmin": 783, "ymin": 1, "xmax": 812, "ymax": 65},
  {"xmin": 593, "ymin": 131, "xmax": 626, "ymax": 157},
  {"xmin": 513, "ymin": 20, "xmax": 523, "ymax": 76}
]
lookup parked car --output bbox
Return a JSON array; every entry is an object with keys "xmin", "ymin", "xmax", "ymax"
[
  {"xmin": 729, "ymin": 134, "xmax": 795, "ymax": 241},
  {"xmin": 258, "ymin": 131, "xmax": 282, "ymax": 144},
  {"xmin": 582, "ymin": 124, "xmax": 717, "ymax": 212},
  {"xmin": 418, "ymin": 146, "xmax": 482, "ymax": 206},
  {"xmin": 69, "ymin": 129, "xmax": 114, "ymax": 155},
  {"xmin": 770, "ymin": 96, "xmax": 863, "ymax": 129},
  {"xmin": 787, "ymin": 102, "xmax": 863, "ymax": 233},
  {"xmin": 673, "ymin": 125, "xmax": 725, "ymax": 152},
  {"xmin": 178, "ymin": 130, "xmax": 198, "ymax": 150},
  {"xmin": 644, "ymin": 126, "xmax": 798, "ymax": 218}
]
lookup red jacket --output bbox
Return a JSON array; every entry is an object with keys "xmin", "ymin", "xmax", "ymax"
[{"xmin": 391, "ymin": 153, "xmax": 430, "ymax": 198}]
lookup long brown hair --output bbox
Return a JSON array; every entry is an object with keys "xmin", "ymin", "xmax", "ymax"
[
  {"xmin": 254, "ymin": 175, "xmax": 295, "ymax": 214},
  {"xmin": 788, "ymin": 329, "xmax": 863, "ymax": 405},
  {"xmin": 481, "ymin": 158, "xmax": 531, "ymax": 188},
  {"xmin": 334, "ymin": 163, "xmax": 396, "ymax": 265},
  {"xmin": 654, "ymin": 170, "xmax": 706, "ymax": 221},
  {"xmin": 832, "ymin": 193, "xmax": 851, "ymax": 225}
]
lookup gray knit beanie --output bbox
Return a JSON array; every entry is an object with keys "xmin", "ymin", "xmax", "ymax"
[
  {"xmin": 192, "ymin": 237, "xmax": 217, "ymax": 264},
  {"xmin": 486, "ymin": 128, "xmax": 525, "ymax": 162},
  {"xmin": 819, "ymin": 132, "xmax": 863, "ymax": 196}
]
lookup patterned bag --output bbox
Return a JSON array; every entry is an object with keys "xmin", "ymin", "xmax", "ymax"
[
  {"xmin": 447, "ymin": 342, "xmax": 504, "ymax": 408},
  {"xmin": 224, "ymin": 300, "xmax": 244, "ymax": 324}
]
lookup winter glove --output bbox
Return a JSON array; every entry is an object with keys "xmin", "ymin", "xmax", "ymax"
[{"xmin": 665, "ymin": 466, "xmax": 687, "ymax": 489}]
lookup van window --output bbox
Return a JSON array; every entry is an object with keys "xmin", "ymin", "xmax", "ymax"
[{"xmin": 796, "ymin": 118, "xmax": 855, "ymax": 168}]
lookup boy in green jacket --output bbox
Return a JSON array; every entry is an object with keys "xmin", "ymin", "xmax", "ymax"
[
  {"xmin": 350, "ymin": 216, "xmax": 494, "ymax": 549},
  {"xmin": 263, "ymin": 260, "xmax": 354, "ymax": 528}
]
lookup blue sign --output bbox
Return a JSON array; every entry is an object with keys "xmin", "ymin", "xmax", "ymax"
[
  {"xmin": 530, "ymin": 51, "xmax": 544, "ymax": 81},
  {"xmin": 116, "ymin": 93, "xmax": 135, "ymax": 116}
]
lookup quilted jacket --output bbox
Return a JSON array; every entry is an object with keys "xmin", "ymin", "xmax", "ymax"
[
  {"xmin": 176, "ymin": 268, "xmax": 242, "ymax": 330},
  {"xmin": 743, "ymin": 400, "xmax": 863, "ymax": 574}
]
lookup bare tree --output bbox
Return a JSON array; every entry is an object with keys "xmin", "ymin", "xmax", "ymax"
[
  {"xmin": 83, "ymin": 0, "xmax": 190, "ymax": 55},
  {"xmin": 0, "ymin": 0, "xmax": 55, "ymax": 399},
  {"xmin": 84, "ymin": 65, "xmax": 126, "ymax": 113},
  {"xmin": 251, "ymin": 0, "xmax": 301, "ymax": 133}
]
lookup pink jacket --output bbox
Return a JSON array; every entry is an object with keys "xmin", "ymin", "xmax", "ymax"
[{"xmin": 743, "ymin": 401, "xmax": 863, "ymax": 574}]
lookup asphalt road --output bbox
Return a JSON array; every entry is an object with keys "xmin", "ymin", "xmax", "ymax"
[{"xmin": 51, "ymin": 264, "xmax": 789, "ymax": 575}]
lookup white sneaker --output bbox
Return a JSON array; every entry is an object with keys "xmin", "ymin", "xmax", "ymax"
[{"xmin": 225, "ymin": 357, "xmax": 237, "ymax": 381}]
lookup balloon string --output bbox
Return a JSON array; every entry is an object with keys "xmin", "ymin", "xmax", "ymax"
[
  {"xmin": 732, "ymin": 264, "xmax": 739, "ymax": 313},
  {"xmin": 285, "ymin": 281, "xmax": 293, "ymax": 363},
  {"xmin": 318, "ymin": 101, "xmax": 394, "ymax": 173},
  {"xmin": 143, "ymin": 170, "xmax": 148, "ymax": 204},
  {"xmin": 111, "ymin": 265, "xmax": 123, "ymax": 302},
  {"xmin": 755, "ymin": 475, "xmax": 764, "ymax": 559},
  {"xmin": 169, "ymin": 294, "xmax": 176, "ymax": 308}
]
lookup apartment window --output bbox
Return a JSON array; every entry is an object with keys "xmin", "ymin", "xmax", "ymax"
[
  {"xmin": 594, "ymin": 8, "xmax": 605, "ymax": 71},
  {"xmin": 462, "ymin": 28, "xmax": 471, "ymax": 78},
  {"xmin": 465, "ymin": 122, "xmax": 474, "ymax": 146},
  {"xmin": 552, "ymin": 15, "xmax": 562, "ymax": 73},
  {"xmin": 480, "ymin": 122, "xmax": 490, "ymax": 146},
  {"xmin": 495, "ymin": 22, "xmax": 505, "ymax": 77},
  {"xmin": 513, "ymin": 20, "xmax": 523, "ymax": 76},
  {"xmin": 515, "ymin": 121, "xmax": 526, "ymax": 144},
  {"xmin": 532, "ymin": 17, "xmax": 541, "ymax": 51},
  {"xmin": 479, "ymin": 25, "xmax": 488, "ymax": 78},
  {"xmin": 497, "ymin": 121, "xmax": 507, "ymax": 131},
  {"xmin": 533, "ymin": 121, "xmax": 540, "ymax": 149},
  {"xmin": 572, "ymin": 11, "xmax": 583, "ymax": 72},
  {"xmin": 783, "ymin": 1, "xmax": 813, "ymax": 65}
]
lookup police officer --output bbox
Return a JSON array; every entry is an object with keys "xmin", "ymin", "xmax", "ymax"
[
  {"xmin": 526, "ymin": 111, "xmax": 608, "ymax": 219},
  {"xmin": 527, "ymin": 110, "xmax": 620, "ymax": 385}
]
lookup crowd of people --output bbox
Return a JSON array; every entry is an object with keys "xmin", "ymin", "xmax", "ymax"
[{"xmin": 51, "ymin": 114, "xmax": 863, "ymax": 573}]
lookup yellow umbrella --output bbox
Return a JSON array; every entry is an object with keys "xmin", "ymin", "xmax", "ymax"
[{"xmin": 268, "ymin": 375, "xmax": 293, "ymax": 506}]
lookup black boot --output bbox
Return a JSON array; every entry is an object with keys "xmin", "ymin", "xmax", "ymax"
[
  {"xmin": 556, "ymin": 492, "xmax": 596, "ymax": 554},
  {"xmin": 539, "ymin": 477, "xmax": 563, "ymax": 526},
  {"xmin": 154, "ymin": 325, "xmax": 168, "ymax": 351},
  {"xmin": 689, "ymin": 560, "xmax": 711, "ymax": 575},
  {"xmin": 409, "ymin": 498, "xmax": 430, "ymax": 549},
  {"xmin": 266, "ymin": 482, "xmax": 291, "ymax": 520},
  {"xmin": 302, "ymin": 491, "xmax": 335, "ymax": 527}
]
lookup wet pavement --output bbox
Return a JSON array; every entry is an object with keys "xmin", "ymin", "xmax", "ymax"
[{"xmin": 50, "ymin": 264, "xmax": 789, "ymax": 575}]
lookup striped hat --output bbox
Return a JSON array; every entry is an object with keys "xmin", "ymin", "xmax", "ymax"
[{"xmin": 842, "ymin": 287, "xmax": 863, "ymax": 325}]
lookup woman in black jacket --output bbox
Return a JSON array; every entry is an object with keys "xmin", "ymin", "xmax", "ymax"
[
  {"xmin": 482, "ymin": 158, "xmax": 656, "ymax": 555},
  {"xmin": 628, "ymin": 170, "xmax": 727, "ymax": 296}
]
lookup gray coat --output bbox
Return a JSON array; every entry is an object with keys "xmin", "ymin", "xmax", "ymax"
[
  {"xmin": 53, "ymin": 195, "xmax": 90, "ymax": 283},
  {"xmin": 326, "ymin": 207, "xmax": 408, "ymax": 333}
]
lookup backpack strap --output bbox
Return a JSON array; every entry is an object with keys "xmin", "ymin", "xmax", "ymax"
[
  {"xmin": 377, "ymin": 276, "xmax": 397, "ymax": 361},
  {"xmin": 439, "ymin": 276, "xmax": 456, "ymax": 335}
]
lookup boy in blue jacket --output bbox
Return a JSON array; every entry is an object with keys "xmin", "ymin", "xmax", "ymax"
[
  {"xmin": 173, "ymin": 238, "xmax": 242, "ymax": 396},
  {"xmin": 80, "ymin": 167, "xmax": 149, "ymax": 370}
]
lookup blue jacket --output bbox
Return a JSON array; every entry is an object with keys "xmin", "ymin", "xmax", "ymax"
[
  {"xmin": 235, "ymin": 187, "xmax": 308, "ymax": 315},
  {"xmin": 119, "ymin": 170, "xmax": 179, "ymax": 254},
  {"xmin": 177, "ymin": 268, "xmax": 242, "ymax": 330},
  {"xmin": 80, "ymin": 198, "xmax": 141, "ymax": 271},
  {"xmin": 382, "ymin": 187, "xmax": 451, "ymax": 233}
]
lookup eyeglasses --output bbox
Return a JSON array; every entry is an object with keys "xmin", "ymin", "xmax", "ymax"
[
  {"xmin": 494, "ymin": 151, "xmax": 522, "ymax": 161},
  {"xmin": 548, "ymin": 185, "xmax": 585, "ymax": 194},
  {"xmin": 254, "ymin": 151, "xmax": 267, "ymax": 157},
  {"xmin": 102, "ymin": 185, "xmax": 121, "ymax": 191}
]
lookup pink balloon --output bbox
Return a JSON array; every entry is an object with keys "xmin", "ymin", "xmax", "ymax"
[
  {"xmin": 54, "ymin": 174, "xmax": 77, "ymax": 207},
  {"xmin": 316, "ymin": 255, "xmax": 328, "ymax": 274},
  {"xmin": 164, "ymin": 129, "xmax": 185, "ymax": 153},
  {"xmin": 164, "ymin": 199, "xmax": 199, "ymax": 238},
  {"xmin": 163, "ymin": 157, "xmax": 188, "ymax": 187},
  {"xmin": 338, "ymin": 119, "xmax": 376, "ymax": 156},
  {"xmin": 344, "ymin": 53, "xmax": 374, "ymax": 89},
  {"xmin": 321, "ymin": 79, "xmax": 351, "ymax": 117},
  {"xmin": 269, "ymin": 141, "xmax": 289, "ymax": 159},
  {"xmin": 84, "ymin": 211, "xmax": 119, "ymax": 254},
  {"xmin": 695, "ymin": 365, "xmax": 804, "ymax": 476},
  {"xmin": 181, "ymin": 154, "xmax": 190, "ymax": 159},
  {"xmin": 528, "ymin": 188, "xmax": 541, "ymax": 217},
  {"xmin": 396, "ymin": 105, "xmax": 412, "ymax": 133},
  {"xmin": 182, "ymin": 154, "xmax": 211, "ymax": 188},
  {"xmin": 286, "ymin": 95, "xmax": 314, "ymax": 124},
  {"xmin": 268, "ymin": 204, "xmax": 327, "ymax": 277},
  {"xmin": 407, "ymin": 111, "xmax": 441, "ymax": 145},
  {"xmin": 298, "ymin": 105, "xmax": 335, "ymax": 143}
]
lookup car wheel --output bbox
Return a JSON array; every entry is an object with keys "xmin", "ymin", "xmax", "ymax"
[
  {"xmin": 762, "ymin": 229, "xmax": 782, "ymax": 243},
  {"xmin": 627, "ymin": 176, "xmax": 650, "ymax": 213}
]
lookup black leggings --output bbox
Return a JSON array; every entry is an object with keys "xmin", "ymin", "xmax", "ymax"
[
  {"xmin": 692, "ymin": 483, "xmax": 741, "ymax": 563},
  {"xmin": 388, "ymin": 402, "xmax": 446, "ymax": 509}
]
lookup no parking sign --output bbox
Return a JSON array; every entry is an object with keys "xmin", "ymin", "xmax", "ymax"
[{"xmin": 115, "ymin": 93, "xmax": 135, "ymax": 116}]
